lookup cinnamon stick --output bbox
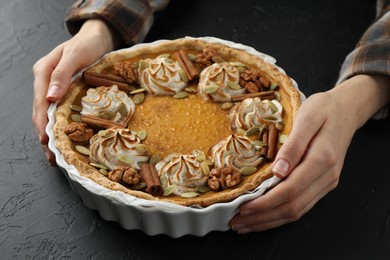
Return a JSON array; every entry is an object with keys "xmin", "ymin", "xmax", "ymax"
[
  {"xmin": 172, "ymin": 50, "xmax": 199, "ymax": 81},
  {"xmin": 179, "ymin": 49, "xmax": 199, "ymax": 80},
  {"xmin": 232, "ymin": 91, "xmax": 276, "ymax": 102},
  {"xmin": 83, "ymin": 71, "xmax": 132, "ymax": 92},
  {"xmin": 140, "ymin": 163, "xmax": 163, "ymax": 196},
  {"xmin": 81, "ymin": 115, "xmax": 127, "ymax": 129},
  {"xmin": 260, "ymin": 125, "xmax": 268, "ymax": 158},
  {"xmin": 266, "ymin": 123, "xmax": 278, "ymax": 162}
]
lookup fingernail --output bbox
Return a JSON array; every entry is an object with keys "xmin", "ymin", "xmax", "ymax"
[
  {"xmin": 236, "ymin": 228, "xmax": 252, "ymax": 234},
  {"xmin": 273, "ymin": 159, "xmax": 289, "ymax": 178},
  {"xmin": 231, "ymin": 223, "xmax": 246, "ymax": 231},
  {"xmin": 47, "ymin": 85, "xmax": 60, "ymax": 98},
  {"xmin": 240, "ymin": 210, "xmax": 254, "ymax": 216}
]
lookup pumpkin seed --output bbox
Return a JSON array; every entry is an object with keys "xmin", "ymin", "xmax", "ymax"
[
  {"xmin": 188, "ymin": 53, "xmax": 197, "ymax": 61},
  {"xmin": 266, "ymin": 100, "xmax": 278, "ymax": 113},
  {"xmin": 99, "ymin": 169, "xmax": 108, "ymax": 176},
  {"xmin": 196, "ymin": 185, "xmax": 210, "ymax": 193},
  {"xmin": 133, "ymin": 61, "xmax": 140, "ymax": 69},
  {"xmin": 135, "ymin": 144, "xmax": 147, "ymax": 153},
  {"xmin": 275, "ymin": 121, "xmax": 284, "ymax": 131},
  {"xmin": 173, "ymin": 91, "xmax": 188, "ymax": 99},
  {"xmin": 275, "ymin": 91, "xmax": 281, "ymax": 101},
  {"xmin": 163, "ymin": 184, "xmax": 178, "ymax": 196},
  {"xmin": 117, "ymin": 102, "xmax": 128, "ymax": 117},
  {"xmin": 70, "ymin": 114, "xmax": 82, "ymax": 123},
  {"xmin": 237, "ymin": 66, "xmax": 247, "ymax": 74},
  {"xmin": 129, "ymin": 88, "xmax": 146, "ymax": 95},
  {"xmin": 75, "ymin": 145, "xmax": 90, "ymax": 156},
  {"xmin": 98, "ymin": 130, "xmax": 107, "ymax": 137},
  {"xmin": 69, "ymin": 104, "xmax": 82, "ymax": 112},
  {"xmin": 270, "ymin": 81, "xmax": 279, "ymax": 90},
  {"xmin": 164, "ymin": 153, "xmax": 175, "ymax": 163},
  {"xmin": 204, "ymin": 159, "xmax": 213, "ymax": 166},
  {"xmin": 251, "ymin": 140, "xmax": 267, "ymax": 147},
  {"xmin": 229, "ymin": 61, "xmax": 246, "ymax": 67},
  {"xmin": 137, "ymin": 129, "xmax": 147, "ymax": 140},
  {"xmin": 157, "ymin": 53, "xmax": 170, "ymax": 59},
  {"xmin": 117, "ymin": 154, "xmax": 134, "ymax": 165},
  {"xmin": 178, "ymin": 69, "xmax": 188, "ymax": 83},
  {"xmin": 264, "ymin": 116, "xmax": 278, "ymax": 121},
  {"xmin": 130, "ymin": 129, "xmax": 138, "ymax": 135},
  {"xmin": 99, "ymin": 111, "xmax": 115, "ymax": 120},
  {"xmin": 227, "ymin": 81, "xmax": 241, "ymax": 90},
  {"xmin": 195, "ymin": 152, "xmax": 206, "ymax": 162},
  {"xmin": 90, "ymin": 162, "xmax": 107, "ymax": 170},
  {"xmin": 201, "ymin": 161, "xmax": 210, "ymax": 175},
  {"xmin": 245, "ymin": 126, "xmax": 260, "ymax": 137},
  {"xmin": 180, "ymin": 191, "xmax": 199, "ymax": 198},
  {"xmin": 185, "ymin": 87, "xmax": 197, "ymax": 93},
  {"xmin": 235, "ymin": 128, "xmax": 246, "ymax": 135},
  {"xmin": 149, "ymin": 154, "xmax": 162, "ymax": 165},
  {"xmin": 240, "ymin": 166, "xmax": 258, "ymax": 176},
  {"xmin": 130, "ymin": 182, "xmax": 146, "ymax": 190},
  {"xmin": 212, "ymin": 56, "xmax": 225, "ymax": 63},
  {"xmin": 133, "ymin": 93, "xmax": 145, "ymax": 104},
  {"xmin": 279, "ymin": 134, "xmax": 288, "ymax": 144},
  {"xmin": 203, "ymin": 84, "xmax": 219, "ymax": 94},
  {"xmin": 160, "ymin": 175, "xmax": 168, "ymax": 188},
  {"xmin": 138, "ymin": 60, "xmax": 148, "ymax": 71},
  {"xmin": 221, "ymin": 102, "xmax": 234, "ymax": 110}
]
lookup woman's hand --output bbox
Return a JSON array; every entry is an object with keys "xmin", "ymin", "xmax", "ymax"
[
  {"xmin": 230, "ymin": 74, "xmax": 390, "ymax": 234},
  {"xmin": 32, "ymin": 19, "xmax": 119, "ymax": 165}
]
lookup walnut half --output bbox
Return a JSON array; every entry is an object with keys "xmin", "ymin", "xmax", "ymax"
[
  {"xmin": 65, "ymin": 122, "xmax": 94, "ymax": 142},
  {"xmin": 207, "ymin": 166, "xmax": 241, "ymax": 191},
  {"xmin": 108, "ymin": 166, "xmax": 141, "ymax": 185}
]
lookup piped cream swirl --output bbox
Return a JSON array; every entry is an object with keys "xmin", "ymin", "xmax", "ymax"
[
  {"xmin": 80, "ymin": 85, "xmax": 135, "ymax": 123},
  {"xmin": 156, "ymin": 151, "xmax": 209, "ymax": 195},
  {"xmin": 89, "ymin": 128, "xmax": 149, "ymax": 170},
  {"xmin": 198, "ymin": 62, "xmax": 245, "ymax": 102},
  {"xmin": 229, "ymin": 97, "xmax": 283, "ymax": 131},
  {"xmin": 209, "ymin": 134, "xmax": 263, "ymax": 170},
  {"xmin": 139, "ymin": 57, "xmax": 187, "ymax": 95}
]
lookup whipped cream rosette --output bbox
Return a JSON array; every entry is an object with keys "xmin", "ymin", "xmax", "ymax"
[
  {"xmin": 209, "ymin": 134, "xmax": 264, "ymax": 171},
  {"xmin": 156, "ymin": 151, "xmax": 209, "ymax": 195},
  {"xmin": 229, "ymin": 97, "xmax": 283, "ymax": 131},
  {"xmin": 89, "ymin": 128, "xmax": 149, "ymax": 170},
  {"xmin": 139, "ymin": 56, "xmax": 188, "ymax": 95},
  {"xmin": 80, "ymin": 85, "xmax": 135, "ymax": 124},
  {"xmin": 198, "ymin": 62, "xmax": 246, "ymax": 102}
]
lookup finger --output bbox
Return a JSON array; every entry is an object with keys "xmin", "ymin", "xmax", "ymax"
[
  {"xmin": 238, "ymin": 120, "xmax": 338, "ymax": 214},
  {"xmin": 46, "ymin": 46, "xmax": 81, "ymax": 102},
  {"xmin": 231, "ymin": 175, "xmax": 338, "ymax": 233},
  {"xmin": 32, "ymin": 49, "xmax": 62, "ymax": 143},
  {"xmin": 272, "ymin": 101, "xmax": 325, "ymax": 178},
  {"xmin": 43, "ymin": 144, "xmax": 57, "ymax": 166}
]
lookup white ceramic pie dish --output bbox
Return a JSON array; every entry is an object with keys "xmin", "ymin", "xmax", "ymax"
[{"xmin": 46, "ymin": 36, "xmax": 304, "ymax": 237}]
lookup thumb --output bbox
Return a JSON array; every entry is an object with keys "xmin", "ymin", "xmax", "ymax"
[{"xmin": 272, "ymin": 108, "xmax": 323, "ymax": 179}]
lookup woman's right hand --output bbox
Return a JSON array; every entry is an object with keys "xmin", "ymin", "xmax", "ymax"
[{"xmin": 32, "ymin": 19, "xmax": 119, "ymax": 165}]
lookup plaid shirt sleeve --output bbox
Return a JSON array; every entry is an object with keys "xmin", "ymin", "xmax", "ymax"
[
  {"xmin": 337, "ymin": 0, "xmax": 390, "ymax": 118},
  {"xmin": 65, "ymin": 0, "xmax": 170, "ymax": 46}
]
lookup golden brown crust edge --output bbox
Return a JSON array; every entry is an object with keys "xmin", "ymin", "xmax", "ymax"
[{"xmin": 53, "ymin": 38, "xmax": 302, "ymax": 207}]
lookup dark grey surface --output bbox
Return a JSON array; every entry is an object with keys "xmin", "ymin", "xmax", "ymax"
[{"xmin": 1, "ymin": 0, "xmax": 390, "ymax": 259}]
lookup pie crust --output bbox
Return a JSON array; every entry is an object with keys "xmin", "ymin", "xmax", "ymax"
[{"xmin": 53, "ymin": 37, "xmax": 301, "ymax": 207}]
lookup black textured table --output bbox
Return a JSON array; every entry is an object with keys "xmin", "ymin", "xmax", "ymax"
[{"xmin": 1, "ymin": 0, "xmax": 390, "ymax": 259}]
